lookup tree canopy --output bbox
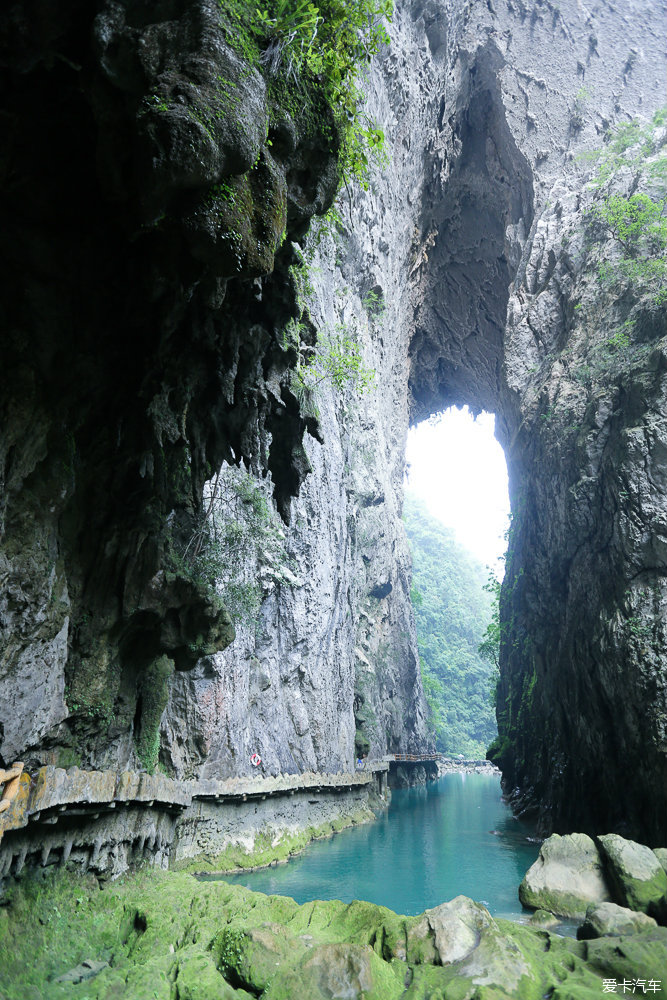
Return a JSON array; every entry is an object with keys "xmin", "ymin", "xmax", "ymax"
[{"xmin": 404, "ymin": 492, "xmax": 498, "ymax": 758}]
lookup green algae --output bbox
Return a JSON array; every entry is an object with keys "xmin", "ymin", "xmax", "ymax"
[
  {"xmin": 1, "ymin": 868, "xmax": 665, "ymax": 1000},
  {"xmin": 173, "ymin": 808, "xmax": 375, "ymax": 875}
]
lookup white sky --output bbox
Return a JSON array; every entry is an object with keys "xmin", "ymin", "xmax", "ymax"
[{"xmin": 405, "ymin": 406, "xmax": 510, "ymax": 572}]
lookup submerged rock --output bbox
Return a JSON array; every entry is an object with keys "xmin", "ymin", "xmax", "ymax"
[
  {"xmin": 528, "ymin": 909, "xmax": 561, "ymax": 928},
  {"xmin": 519, "ymin": 833, "xmax": 611, "ymax": 918}
]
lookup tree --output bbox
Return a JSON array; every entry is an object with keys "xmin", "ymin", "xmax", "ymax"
[{"xmin": 404, "ymin": 493, "xmax": 498, "ymax": 758}]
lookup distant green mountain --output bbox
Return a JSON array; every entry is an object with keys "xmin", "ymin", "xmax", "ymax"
[{"xmin": 403, "ymin": 492, "xmax": 498, "ymax": 758}]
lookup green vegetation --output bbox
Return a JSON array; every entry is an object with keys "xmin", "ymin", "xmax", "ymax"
[
  {"xmin": 173, "ymin": 811, "xmax": 375, "ymax": 875},
  {"xmin": 219, "ymin": 0, "xmax": 392, "ymax": 188},
  {"xmin": 2, "ymin": 867, "xmax": 665, "ymax": 1000},
  {"xmin": 172, "ymin": 465, "xmax": 297, "ymax": 629},
  {"xmin": 585, "ymin": 108, "xmax": 667, "ymax": 305},
  {"xmin": 294, "ymin": 325, "xmax": 375, "ymax": 394},
  {"xmin": 404, "ymin": 494, "xmax": 498, "ymax": 758},
  {"xmin": 282, "ymin": 245, "xmax": 376, "ymax": 404},
  {"xmin": 135, "ymin": 655, "xmax": 175, "ymax": 773}
]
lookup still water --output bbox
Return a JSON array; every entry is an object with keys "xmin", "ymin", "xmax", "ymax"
[{"xmin": 214, "ymin": 773, "xmax": 540, "ymax": 921}]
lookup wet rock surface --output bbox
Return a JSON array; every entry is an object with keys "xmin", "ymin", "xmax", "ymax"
[{"xmin": 2, "ymin": 868, "xmax": 667, "ymax": 1000}]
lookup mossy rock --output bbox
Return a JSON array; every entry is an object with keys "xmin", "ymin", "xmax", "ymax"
[
  {"xmin": 262, "ymin": 941, "xmax": 404, "ymax": 1000},
  {"xmin": 598, "ymin": 833, "xmax": 667, "ymax": 918},
  {"xmin": 577, "ymin": 901, "xmax": 658, "ymax": 939},
  {"xmin": 528, "ymin": 908, "xmax": 561, "ymax": 928},
  {"xmin": 173, "ymin": 951, "xmax": 255, "ymax": 999},
  {"xmin": 1, "ymin": 869, "xmax": 666, "ymax": 1000},
  {"xmin": 518, "ymin": 833, "xmax": 611, "ymax": 918}
]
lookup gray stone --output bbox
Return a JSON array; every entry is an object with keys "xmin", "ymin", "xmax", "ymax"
[
  {"xmin": 409, "ymin": 896, "xmax": 533, "ymax": 993},
  {"xmin": 55, "ymin": 959, "xmax": 109, "ymax": 984},
  {"xmin": 577, "ymin": 901, "xmax": 658, "ymax": 940},
  {"xmin": 598, "ymin": 834, "xmax": 667, "ymax": 917},
  {"xmin": 519, "ymin": 833, "xmax": 611, "ymax": 918},
  {"xmin": 653, "ymin": 848, "xmax": 667, "ymax": 875}
]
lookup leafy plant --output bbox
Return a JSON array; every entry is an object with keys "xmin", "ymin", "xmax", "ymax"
[
  {"xmin": 362, "ymin": 287, "xmax": 385, "ymax": 318},
  {"xmin": 585, "ymin": 108, "xmax": 667, "ymax": 304},
  {"xmin": 173, "ymin": 465, "xmax": 298, "ymax": 628},
  {"xmin": 294, "ymin": 325, "xmax": 375, "ymax": 393},
  {"xmin": 218, "ymin": 0, "xmax": 393, "ymax": 188}
]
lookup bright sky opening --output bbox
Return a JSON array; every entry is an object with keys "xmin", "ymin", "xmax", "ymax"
[{"xmin": 405, "ymin": 406, "xmax": 510, "ymax": 572}]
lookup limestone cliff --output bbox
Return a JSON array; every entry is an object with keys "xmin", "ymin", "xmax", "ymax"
[{"xmin": 1, "ymin": 0, "xmax": 667, "ymax": 849}]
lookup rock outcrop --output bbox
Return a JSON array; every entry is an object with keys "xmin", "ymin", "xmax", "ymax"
[
  {"xmin": 1, "ymin": 0, "xmax": 666, "ymax": 848},
  {"xmin": 578, "ymin": 902, "xmax": 658, "ymax": 940}
]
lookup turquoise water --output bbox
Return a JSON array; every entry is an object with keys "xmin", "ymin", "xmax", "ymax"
[{"xmin": 208, "ymin": 773, "xmax": 540, "ymax": 921}]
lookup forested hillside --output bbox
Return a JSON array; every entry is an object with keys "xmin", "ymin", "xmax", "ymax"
[{"xmin": 404, "ymin": 493, "xmax": 498, "ymax": 758}]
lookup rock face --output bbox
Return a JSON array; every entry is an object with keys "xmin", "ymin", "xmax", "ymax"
[
  {"xmin": 1, "ymin": 0, "xmax": 666, "ymax": 848},
  {"xmin": 0, "ymin": 0, "xmax": 429, "ymax": 781}
]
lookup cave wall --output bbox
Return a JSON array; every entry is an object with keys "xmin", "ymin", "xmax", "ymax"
[
  {"xmin": 0, "ymin": 0, "xmax": 342, "ymax": 773},
  {"xmin": 2, "ymin": 0, "xmax": 667, "ymax": 847},
  {"xmin": 0, "ymin": 0, "xmax": 434, "ymax": 782},
  {"xmin": 400, "ymin": 0, "xmax": 667, "ymax": 843}
]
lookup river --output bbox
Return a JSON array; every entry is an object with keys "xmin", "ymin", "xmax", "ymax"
[{"xmin": 208, "ymin": 773, "xmax": 541, "ymax": 921}]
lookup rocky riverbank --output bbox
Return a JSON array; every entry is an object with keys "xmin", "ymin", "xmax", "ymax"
[
  {"xmin": 1, "ymin": 856, "xmax": 665, "ymax": 1000},
  {"xmin": 438, "ymin": 758, "xmax": 501, "ymax": 777}
]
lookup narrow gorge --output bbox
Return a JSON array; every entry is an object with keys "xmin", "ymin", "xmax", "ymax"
[{"xmin": 1, "ymin": 0, "xmax": 666, "ymax": 995}]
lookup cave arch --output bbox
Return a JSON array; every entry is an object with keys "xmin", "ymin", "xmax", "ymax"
[{"xmin": 403, "ymin": 40, "xmax": 667, "ymax": 844}]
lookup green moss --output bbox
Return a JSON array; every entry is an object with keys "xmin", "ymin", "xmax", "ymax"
[
  {"xmin": 173, "ymin": 810, "xmax": 375, "ymax": 874},
  {"xmin": 135, "ymin": 654, "xmax": 175, "ymax": 773},
  {"xmin": 1, "ymin": 869, "xmax": 666, "ymax": 1000}
]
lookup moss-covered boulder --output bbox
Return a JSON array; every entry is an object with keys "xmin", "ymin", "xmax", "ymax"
[
  {"xmin": 519, "ymin": 833, "xmax": 611, "ymax": 918},
  {"xmin": 263, "ymin": 942, "xmax": 404, "ymax": 1000},
  {"xmin": 528, "ymin": 909, "xmax": 561, "ymax": 928},
  {"xmin": 1, "ymin": 869, "xmax": 666, "ymax": 1000},
  {"xmin": 598, "ymin": 833, "xmax": 667, "ymax": 919},
  {"xmin": 577, "ymin": 901, "xmax": 658, "ymax": 939}
]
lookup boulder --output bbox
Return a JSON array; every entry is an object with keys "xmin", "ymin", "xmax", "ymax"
[
  {"xmin": 577, "ymin": 902, "xmax": 658, "ymax": 939},
  {"xmin": 653, "ymin": 847, "xmax": 667, "ymax": 875},
  {"xmin": 519, "ymin": 833, "xmax": 611, "ymax": 918},
  {"xmin": 262, "ymin": 942, "xmax": 403, "ymax": 1000},
  {"xmin": 408, "ymin": 896, "xmax": 534, "ymax": 995},
  {"xmin": 408, "ymin": 895, "xmax": 495, "ymax": 965},
  {"xmin": 528, "ymin": 909, "xmax": 561, "ymax": 928},
  {"xmin": 598, "ymin": 834, "xmax": 667, "ymax": 919}
]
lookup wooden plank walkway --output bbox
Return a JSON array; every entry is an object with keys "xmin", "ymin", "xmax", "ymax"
[{"xmin": 384, "ymin": 753, "xmax": 443, "ymax": 763}]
